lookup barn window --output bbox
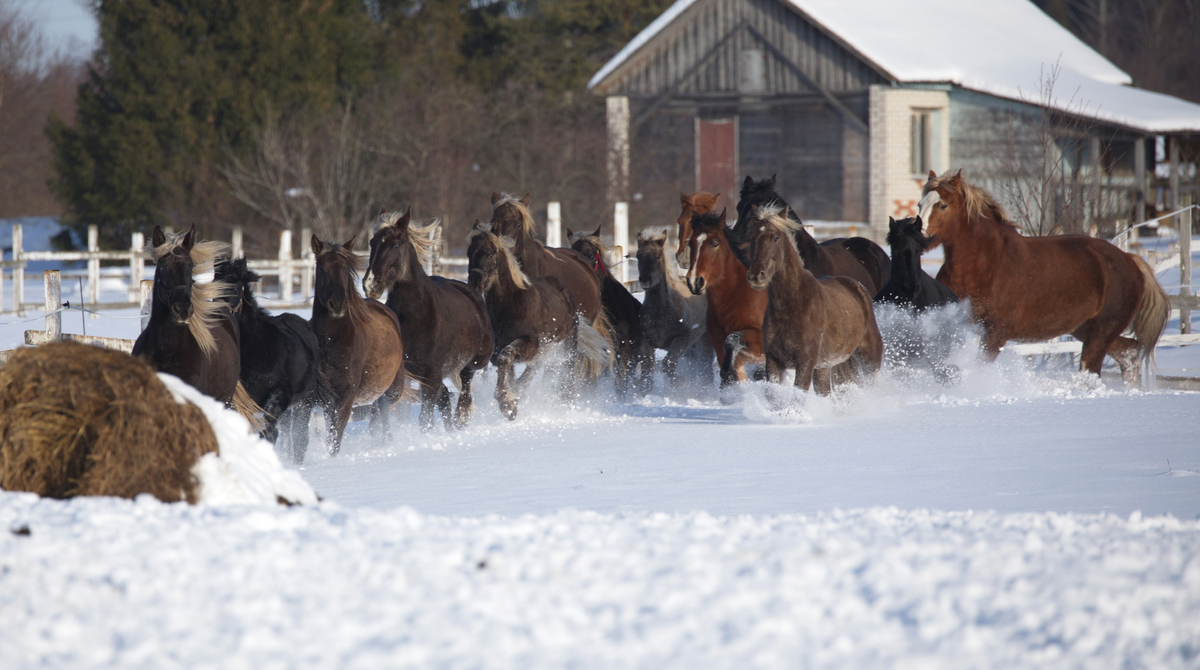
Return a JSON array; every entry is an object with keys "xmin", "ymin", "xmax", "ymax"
[
  {"xmin": 910, "ymin": 109, "xmax": 942, "ymax": 175},
  {"xmin": 739, "ymin": 49, "xmax": 766, "ymax": 92}
]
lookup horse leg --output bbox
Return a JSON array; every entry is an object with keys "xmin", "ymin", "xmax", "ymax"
[
  {"xmin": 812, "ymin": 367, "xmax": 833, "ymax": 396},
  {"xmin": 454, "ymin": 368, "xmax": 476, "ymax": 429},
  {"xmin": 325, "ymin": 400, "xmax": 352, "ymax": 456},
  {"xmin": 417, "ymin": 381, "xmax": 439, "ymax": 432},
  {"xmin": 663, "ymin": 337, "xmax": 691, "ymax": 388},
  {"xmin": 436, "ymin": 384, "xmax": 455, "ymax": 431},
  {"xmin": 289, "ymin": 395, "xmax": 315, "ymax": 465},
  {"xmin": 494, "ymin": 339, "xmax": 536, "ymax": 420},
  {"xmin": 980, "ymin": 327, "xmax": 1007, "ymax": 363},
  {"xmin": 721, "ymin": 332, "xmax": 747, "ymax": 387},
  {"xmin": 260, "ymin": 390, "xmax": 288, "ymax": 445},
  {"xmin": 1106, "ymin": 336, "xmax": 1141, "ymax": 387}
]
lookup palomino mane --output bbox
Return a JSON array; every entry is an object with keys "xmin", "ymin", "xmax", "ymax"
[
  {"xmin": 380, "ymin": 210, "xmax": 441, "ymax": 270},
  {"xmin": 754, "ymin": 202, "xmax": 805, "ymax": 258},
  {"xmin": 469, "ymin": 224, "xmax": 531, "ymax": 290},
  {"xmin": 923, "ymin": 171, "xmax": 1015, "ymax": 227},
  {"xmin": 491, "ymin": 194, "xmax": 538, "ymax": 239},
  {"xmin": 151, "ymin": 231, "xmax": 233, "ymax": 357}
]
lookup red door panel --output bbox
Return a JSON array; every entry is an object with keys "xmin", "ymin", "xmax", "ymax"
[{"xmin": 697, "ymin": 118, "xmax": 736, "ymax": 216}]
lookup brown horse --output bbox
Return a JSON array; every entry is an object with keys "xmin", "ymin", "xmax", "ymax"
[
  {"xmin": 310, "ymin": 235, "xmax": 407, "ymax": 454},
  {"xmin": 919, "ymin": 170, "xmax": 1169, "ymax": 384},
  {"xmin": 743, "ymin": 204, "xmax": 883, "ymax": 395},
  {"xmin": 684, "ymin": 210, "xmax": 768, "ymax": 386},
  {"xmin": 488, "ymin": 193, "xmax": 602, "ymax": 324},
  {"xmin": 675, "ymin": 191, "xmax": 720, "ymax": 269},
  {"xmin": 730, "ymin": 178, "xmax": 891, "ymax": 295}
]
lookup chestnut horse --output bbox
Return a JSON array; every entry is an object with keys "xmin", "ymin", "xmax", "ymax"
[
  {"xmin": 919, "ymin": 170, "xmax": 1168, "ymax": 384},
  {"xmin": 310, "ymin": 235, "xmax": 407, "ymax": 454},
  {"xmin": 742, "ymin": 204, "xmax": 883, "ymax": 396},
  {"xmin": 675, "ymin": 191, "xmax": 720, "ymax": 269},
  {"xmin": 488, "ymin": 193, "xmax": 602, "ymax": 324},
  {"xmin": 684, "ymin": 210, "xmax": 768, "ymax": 386},
  {"xmin": 730, "ymin": 178, "xmax": 891, "ymax": 295}
]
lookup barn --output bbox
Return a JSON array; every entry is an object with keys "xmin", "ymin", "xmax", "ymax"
[{"xmin": 588, "ymin": 0, "xmax": 1200, "ymax": 242}]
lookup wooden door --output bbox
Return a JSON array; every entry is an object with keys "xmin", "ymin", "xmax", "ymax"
[{"xmin": 696, "ymin": 118, "xmax": 737, "ymax": 216}]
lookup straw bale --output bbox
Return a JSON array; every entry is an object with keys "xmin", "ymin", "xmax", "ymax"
[{"xmin": 0, "ymin": 342, "xmax": 219, "ymax": 503}]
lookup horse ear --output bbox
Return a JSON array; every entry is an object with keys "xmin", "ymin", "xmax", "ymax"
[
  {"xmin": 680, "ymin": 192, "xmax": 689, "ymax": 205},
  {"xmin": 310, "ymin": 235, "xmax": 325, "ymax": 256},
  {"xmin": 343, "ymin": 234, "xmax": 358, "ymax": 250},
  {"xmin": 490, "ymin": 192, "xmax": 501, "ymax": 206},
  {"xmin": 768, "ymin": 173, "xmax": 777, "ymax": 189},
  {"xmin": 743, "ymin": 175, "xmax": 753, "ymax": 189},
  {"xmin": 719, "ymin": 207, "xmax": 728, "ymax": 221},
  {"xmin": 927, "ymin": 170, "xmax": 937, "ymax": 181},
  {"xmin": 151, "ymin": 226, "xmax": 165, "ymax": 248},
  {"xmin": 592, "ymin": 225, "xmax": 602, "ymax": 238},
  {"xmin": 520, "ymin": 193, "xmax": 532, "ymax": 207},
  {"xmin": 182, "ymin": 224, "xmax": 196, "ymax": 250},
  {"xmin": 781, "ymin": 205, "xmax": 790, "ymax": 221},
  {"xmin": 398, "ymin": 206, "xmax": 412, "ymax": 228},
  {"xmin": 565, "ymin": 227, "xmax": 574, "ymax": 238},
  {"xmin": 889, "ymin": 216, "xmax": 896, "ymax": 224},
  {"xmin": 949, "ymin": 169, "xmax": 963, "ymax": 185},
  {"xmin": 380, "ymin": 206, "xmax": 388, "ymax": 217}
]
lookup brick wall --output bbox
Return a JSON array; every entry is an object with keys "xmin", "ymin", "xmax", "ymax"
[{"xmin": 868, "ymin": 86, "xmax": 950, "ymax": 238}]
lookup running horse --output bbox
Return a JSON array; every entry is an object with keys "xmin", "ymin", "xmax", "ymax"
[
  {"xmin": 729, "ymin": 177, "xmax": 891, "ymax": 295},
  {"xmin": 684, "ymin": 210, "xmax": 768, "ymax": 387},
  {"xmin": 919, "ymin": 170, "xmax": 1169, "ymax": 385}
]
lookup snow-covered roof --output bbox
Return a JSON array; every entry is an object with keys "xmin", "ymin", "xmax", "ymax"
[{"xmin": 588, "ymin": 0, "xmax": 1200, "ymax": 134}]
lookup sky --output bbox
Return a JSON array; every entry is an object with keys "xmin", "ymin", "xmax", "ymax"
[{"xmin": 19, "ymin": 0, "xmax": 97, "ymax": 56}]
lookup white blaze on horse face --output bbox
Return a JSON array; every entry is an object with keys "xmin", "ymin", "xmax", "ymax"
[
  {"xmin": 686, "ymin": 233, "xmax": 706, "ymax": 283},
  {"xmin": 917, "ymin": 191, "xmax": 942, "ymax": 232},
  {"xmin": 363, "ymin": 270, "xmax": 377, "ymax": 297}
]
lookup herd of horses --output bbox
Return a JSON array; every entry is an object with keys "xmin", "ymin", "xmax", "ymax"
[{"xmin": 128, "ymin": 170, "xmax": 1171, "ymax": 464}]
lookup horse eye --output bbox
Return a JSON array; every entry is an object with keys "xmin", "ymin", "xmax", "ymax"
[
  {"xmin": 772, "ymin": 235, "xmax": 779, "ymax": 242},
  {"xmin": 711, "ymin": 240, "xmax": 719, "ymax": 247},
  {"xmin": 939, "ymin": 203, "xmax": 947, "ymax": 210}
]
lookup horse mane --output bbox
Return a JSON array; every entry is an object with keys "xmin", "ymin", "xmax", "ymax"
[
  {"xmin": 640, "ymin": 227, "xmax": 689, "ymax": 295},
  {"xmin": 317, "ymin": 241, "xmax": 371, "ymax": 324},
  {"xmin": 740, "ymin": 177, "xmax": 777, "ymax": 200},
  {"xmin": 469, "ymin": 224, "xmax": 531, "ymax": 290},
  {"xmin": 754, "ymin": 202, "xmax": 805, "ymax": 259},
  {"xmin": 151, "ymin": 231, "xmax": 233, "ymax": 357},
  {"xmin": 686, "ymin": 191, "xmax": 719, "ymax": 212},
  {"xmin": 689, "ymin": 211, "xmax": 727, "ymax": 236},
  {"xmin": 215, "ymin": 256, "xmax": 267, "ymax": 314},
  {"xmin": 567, "ymin": 229, "xmax": 616, "ymax": 279},
  {"xmin": 491, "ymin": 194, "xmax": 538, "ymax": 239},
  {"xmin": 381, "ymin": 211, "xmax": 441, "ymax": 270},
  {"xmin": 923, "ymin": 170, "xmax": 1015, "ymax": 227}
]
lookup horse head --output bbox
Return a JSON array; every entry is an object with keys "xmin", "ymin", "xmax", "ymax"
[
  {"xmin": 364, "ymin": 207, "xmax": 414, "ymax": 299},
  {"xmin": 152, "ymin": 225, "xmax": 199, "ymax": 325},
  {"xmin": 745, "ymin": 203, "xmax": 797, "ymax": 290},
  {"xmin": 467, "ymin": 220, "xmax": 500, "ymax": 294},
  {"xmin": 567, "ymin": 225, "xmax": 607, "ymax": 280},
  {"xmin": 489, "ymin": 192, "xmax": 534, "ymax": 240},
  {"xmin": 312, "ymin": 234, "xmax": 361, "ymax": 319},
  {"xmin": 684, "ymin": 209, "xmax": 729, "ymax": 296},
  {"xmin": 919, "ymin": 169, "xmax": 1010, "ymax": 243},
  {"xmin": 733, "ymin": 174, "xmax": 779, "ymax": 236},
  {"xmin": 635, "ymin": 229, "xmax": 668, "ymax": 290},
  {"xmin": 676, "ymin": 191, "xmax": 719, "ymax": 268},
  {"xmin": 213, "ymin": 256, "xmax": 262, "ymax": 314}
]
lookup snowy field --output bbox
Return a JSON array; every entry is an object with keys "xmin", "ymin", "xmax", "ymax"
[{"xmin": 2, "ymin": 271, "xmax": 1200, "ymax": 666}]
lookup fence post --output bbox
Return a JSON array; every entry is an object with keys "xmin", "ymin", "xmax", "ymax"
[
  {"xmin": 13, "ymin": 223, "xmax": 23, "ymax": 316},
  {"xmin": 87, "ymin": 225, "xmax": 100, "ymax": 318},
  {"xmin": 613, "ymin": 202, "xmax": 629, "ymax": 283},
  {"xmin": 546, "ymin": 202, "xmax": 562, "ymax": 247},
  {"xmin": 128, "ymin": 231, "xmax": 144, "ymax": 303},
  {"xmin": 1171, "ymin": 138, "xmax": 1189, "ymax": 334},
  {"xmin": 279, "ymin": 229, "xmax": 293, "ymax": 303},
  {"xmin": 299, "ymin": 227, "xmax": 312, "ymax": 301},
  {"xmin": 140, "ymin": 280, "xmax": 154, "ymax": 332},
  {"xmin": 44, "ymin": 270, "xmax": 61, "ymax": 342},
  {"xmin": 232, "ymin": 227, "xmax": 244, "ymax": 259}
]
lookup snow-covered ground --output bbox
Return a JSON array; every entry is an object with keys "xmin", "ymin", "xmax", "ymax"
[{"xmin": 2, "ymin": 265, "xmax": 1200, "ymax": 667}]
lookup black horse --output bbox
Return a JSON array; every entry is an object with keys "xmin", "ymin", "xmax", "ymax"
[
  {"xmin": 215, "ymin": 257, "xmax": 324, "ymax": 464},
  {"xmin": 567, "ymin": 226, "xmax": 648, "ymax": 398},
  {"xmin": 364, "ymin": 208, "xmax": 493, "ymax": 431},
  {"xmin": 874, "ymin": 216, "xmax": 958, "ymax": 310},
  {"xmin": 731, "ymin": 175, "xmax": 891, "ymax": 295},
  {"xmin": 873, "ymin": 216, "xmax": 962, "ymax": 385}
]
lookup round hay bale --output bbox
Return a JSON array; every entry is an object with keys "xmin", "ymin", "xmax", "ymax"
[{"xmin": 0, "ymin": 342, "xmax": 219, "ymax": 503}]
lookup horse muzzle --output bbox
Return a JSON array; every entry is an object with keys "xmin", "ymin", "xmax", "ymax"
[
  {"xmin": 362, "ymin": 274, "xmax": 383, "ymax": 300},
  {"xmin": 687, "ymin": 276, "xmax": 705, "ymax": 295},
  {"xmin": 747, "ymin": 270, "xmax": 769, "ymax": 290}
]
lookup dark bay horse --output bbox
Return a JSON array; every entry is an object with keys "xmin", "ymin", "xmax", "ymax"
[
  {"xmin": 133, "ymin": 226, "xmax": 243, "ymax": 407},
  {"xmin": 919, "ymin": 170, "xmax": 1169, "ymax": 385},
  {"xmin": 684, "ymin": 210, "xmax": 768, "ymax": 387},
  {"xmin": 568, "ymin": 226, "xmax": 648, "ymax": 397},
  {"xmin": 310, "ymin": 235, "xmax": 407, "ymax": 453},
  {"xmin": 636, "ymin": 229, "xmax": 711, "ymax": 390},
  {"xmin": 488, "ymin": 193, "xmax": 602, "ymax": 324},
  {"xmin": 731, "ymin": 177, "xmax": 891, "ymax": 295},
  {"xmin": 874, "ymin": 216, "xmax": 958, "ymax": 310},
  {"xmin": 742, "ymin": 204, "xmax": 883, "ymax": 396},
  {"xmin": 215, "ymin": 257, "xmax": 323, "ymax": 464},
  {"xmin": 364, "ymin": 208, "xmax": 493, "ymax": 430},
  {"xmin": 467, "ymin": 222, "xmax": 610, "ymax": 420}
]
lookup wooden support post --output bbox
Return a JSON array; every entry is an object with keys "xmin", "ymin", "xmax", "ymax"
[
  {"xmin": 232, "ymin": 227, "xmax": 244, "ymax": 259},
  {"xmin": 279, "ymin": 229, "xmax": 293, "ymax": 303},
  {"xmin": 1089, "ymin": 136, "xmax": 1102, "ymax": 234},
  {"xmin": 613, "ymin": 202, "xmax": 629, "ymax": 283},
  {"xmin": 44, "ymin": 270, "xmax": 61, "ymax": 342},
  {"xmin": 299, "ymin": 227, "xmax": 312, "ymax": 300},
  {"xmin": 140, "ymin": 280, "xmax": 154, "ymax": 332},
  {"xmin": 1172, "ymin": 138, "xmax": 1190, "ymax": 334},
  {"xmin": 1134, "ymin": 136, "xmax": 1146, "ymax": 227},
  {"xmin": 129, "ymin": 231, "xmax": 144, "ymax": 303},
  {"xmin": 0, "ymin": 254, "xmax": 5, "ymax": 313},
  {"xmin": 87, "ymin": 225, "xmax": 100, "ymax": 318},
  {"xmin": 606, "ymin": 96, "xmax": 630, "ymax": 207},
  {"xmin": 546, "ymin": 202, "xmax": 562, "ymax": 247},
  {"xmin": 13, "ymin": 223, "xmax": 23, "ymax": 315}
]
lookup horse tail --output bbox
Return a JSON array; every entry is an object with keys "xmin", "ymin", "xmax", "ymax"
[
  {"xmin": 232, "ymin": 381, "xmax": 266, "ymax": 433},
  {"xmin": 590, "ymin": 305, "xmax": 616, "ymax": 358},
  {"xmin": 574, "ymin": 316, "xmax": 613, "ymax": 379},
  {"xmin": 1129, "ymin": 254, "xmax": 1169, "ymax": 364}
]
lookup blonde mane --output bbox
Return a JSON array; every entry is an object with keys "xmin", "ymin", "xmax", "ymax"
[
  {"xmin": 567, "ymin": 229, "xmax": 610, "ymax": 258},
  {"xmin": 753, "ymin": 202, "xmax": 805, "ymax": 256},
  {"xmin": 491, "ymin": 194, "xmax": 538, "ymax": 238},
  {"xmin": 151, "ymin": 231, "xmax": 233, "ymax": 357},
  {"xmin": 380, "ymin": 210, "xmax": 441, "ymax": 270},
  {"xmin": 469, "ymin": 223, "xmax": 531, "ymax": 290},
  {"xmin": 923, "ymin": 170, "xmax": 1015, "ymax": 226},
  {"xmin": 638, "ymin": 227, "xmax": 690, "ymax": 295}
]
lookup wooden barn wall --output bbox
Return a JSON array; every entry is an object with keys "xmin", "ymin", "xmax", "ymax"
[
  {"xmin": 627, "ymin": 96, "xmax": 866, "ymax": 229},
  {"xmin": 608, "ymin": 0, "xmax": 887, "ymax": 98}
]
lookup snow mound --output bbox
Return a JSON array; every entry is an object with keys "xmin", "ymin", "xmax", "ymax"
[{"xmin": 156, "ymin": 373, "xmax": 317, "ymax": 506}]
